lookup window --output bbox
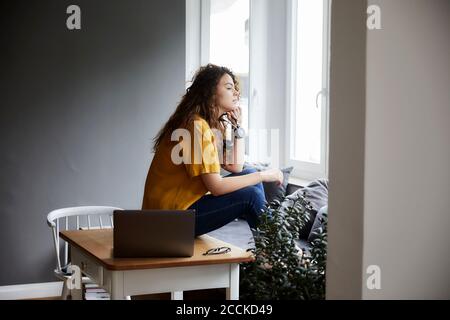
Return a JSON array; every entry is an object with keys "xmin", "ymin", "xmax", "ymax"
[
  {"xmin": 187, "ymin": 0, "xmax": 250, "ymax": 133},
  {"xmin": 286, "ymin": 0, "xmax": 330, "ymax": 180},
  {"xmin": 204, "ymin": 0, "xmax": 250, "ymax": 133}
]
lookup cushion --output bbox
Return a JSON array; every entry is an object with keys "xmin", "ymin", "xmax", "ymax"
[
  {"xmin": 308, "ymin": 205, "xmax": 328, "ymax": 242},
  {"xmin": 243, "ymin": 162, "xmax": 294, "ymax": 204},
  {"xmin": 207, "ymin": 218, "xmax": 254, "ymax": 250},
  {"xmin": 206, "ymin": 218, "xmax": 312, "ymax": 253},
  {"xmin": 285, "ymin": 179, "xmax": 329, "ymax": 240},
  {"xmin": 286, "ymin": 183, "xmax": 302, "ymax": 196}
]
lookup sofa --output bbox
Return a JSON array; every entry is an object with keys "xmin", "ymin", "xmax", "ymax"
[{"xmin": 206, "ymin": 179, "xmax": 329, "ymax": 254}]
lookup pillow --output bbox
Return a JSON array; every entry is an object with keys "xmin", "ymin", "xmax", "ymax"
[
  {"xmin": 284, "ymin": 179, "xmax": 328, "ymax": 240},
  {"xmin": 262, "ymin": 167, "xmax": 294, "ymax": 203},
  {"xmin": 242, "ymin": 162, "xmax": 294, "ymax": 204},
  {"xmin": 307, "ymin": 205, "xmax": 328, "ymax": 242}
]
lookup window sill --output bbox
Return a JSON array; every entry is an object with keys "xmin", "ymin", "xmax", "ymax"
[{"xmin": 288, "ymin": 176, "xmax": 311, "ymax": 187}]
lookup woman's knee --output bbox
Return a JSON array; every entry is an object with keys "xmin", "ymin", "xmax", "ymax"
[
  {"xmin": 239, "ymin": 185, "xmax": 266, "ymax": 229},
  {"xmin": 240, "ymin": 185, "xmax": 266, "ymax": 211},
  {"xmin": 237, "ymin": 166, "xmax": 258, "ymax": 175},
  {"xmin": 225, "ymin": 166, "xmax": 258, "ymax": 178}
]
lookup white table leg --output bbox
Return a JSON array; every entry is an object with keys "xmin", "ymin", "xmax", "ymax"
[
  {"xmin": 111, "ymin": 271, "xmax": 126, "ymax": 300},
  {"xmin": 70, "ymin": 289, "xmax": 83, "ymax": 300},
  {"xmin": 171, "ymin": 291, "xmax": 183, "ymax": 300},
  {"xmin": 226, "ymin": 263, "xmax": 239, "ymax": 300},
  {"xmin": 61, "ymin": 281, "xmax": 70, "ymax": 300}
]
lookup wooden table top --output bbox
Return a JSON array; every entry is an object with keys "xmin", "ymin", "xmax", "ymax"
[{"xmin": 60, "ymin": 229, "xmax": 254, "ymax": 271}]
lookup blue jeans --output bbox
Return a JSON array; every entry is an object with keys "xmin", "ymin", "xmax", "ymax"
[{"xmin": 188, "ymin": 167, "xmax": 266, "ymax": 236}]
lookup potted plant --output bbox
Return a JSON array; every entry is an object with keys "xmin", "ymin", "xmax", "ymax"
[{"xmin": 240, "ymin": 192, "xmax": 328, "ymax": 300}]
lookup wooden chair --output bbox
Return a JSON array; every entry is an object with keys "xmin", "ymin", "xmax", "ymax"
[{"xmin": 46, "ymin": 206, "xmax": 123, "ymax": 299}]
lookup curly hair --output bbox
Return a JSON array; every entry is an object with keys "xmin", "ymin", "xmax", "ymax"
[{"xmin": 152, "ymin": 63, "xmax": 240, "ymax": 152}]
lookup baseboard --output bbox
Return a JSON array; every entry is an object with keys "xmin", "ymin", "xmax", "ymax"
[{"xmin": 0, "ymin": 281, "xmax": 63, "ymax": 300}]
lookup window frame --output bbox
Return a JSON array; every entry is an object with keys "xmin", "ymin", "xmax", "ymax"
[
  {"xmin": 200, "ymin": 0, "xmax": 211, "ymax": 66},
  {"xmin": 186, "ymin": 0, "xmax": 202, "ymax": 86},
  {"xmin": 285, "ymin": 0, "xmax": 331, "ymax": 180}
]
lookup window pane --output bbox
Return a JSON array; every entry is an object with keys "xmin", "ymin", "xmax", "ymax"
[
  {"xmin": 209, "ymin": 0, "xmax": 250, "ymax": 132},
  {"xmin": 294, "ymin": 0, "xmax": 324, "ymax": 164}
]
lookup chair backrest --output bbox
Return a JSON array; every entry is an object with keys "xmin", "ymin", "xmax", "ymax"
[{"xmin": 47, "ymin": 206, "xmax": 123, "ymax": 274}]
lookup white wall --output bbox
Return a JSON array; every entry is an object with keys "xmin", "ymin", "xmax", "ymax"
[
  {"xmin": 327, "ymin": 0, "xmax": 450, "ymax": 299},
  {"xmin": 363, "ymin": 0, "xmax": 450, "ymax": 299},
  {"xmin": 326, "ymin": 0, "xmax": 367, "ymax": 299}
]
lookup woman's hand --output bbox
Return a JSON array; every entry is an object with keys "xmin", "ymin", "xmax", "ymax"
[
  {"xmin": 226, "ymin": 106, "xmax": 242, "ymax": 127},
  {"xmin": 259, "ymin": 168, "xmax": 284, "ymax": 186}
]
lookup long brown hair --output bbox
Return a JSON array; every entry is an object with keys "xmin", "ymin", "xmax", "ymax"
[{"xmin": 152, "ymin": 64, "xmax": 240, "ymax": 152}]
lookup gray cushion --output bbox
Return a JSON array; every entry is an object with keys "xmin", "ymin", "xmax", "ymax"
[
  {"xmin": 286, "ymin": 183, "xmax": 302, "ymax": 196},
  {"xmin": 296, "ymin": 238, "xmax": 312, "ymax": 256},
  {"xmin": 207, "ymin": 218, "xmax": 312, "ymax": 253},
  {"xmin": 243, "ymin": 162, "xmax": 294, "ymax": 204},
  {"xmin": 285, "ymin": 179, "xmax": 329, "ymax": 240},
  {"xmin": 308, "ymin": 205, "xmax": 328, "ymax": 242},
  {"xmin": 207, "ymin": 219, "xmax": 254, "ymax": 250}
]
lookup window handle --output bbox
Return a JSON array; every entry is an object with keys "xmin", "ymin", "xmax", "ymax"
[{"xmin": 315, "ymin": 89, "xmax": 328, "ymax": 109}]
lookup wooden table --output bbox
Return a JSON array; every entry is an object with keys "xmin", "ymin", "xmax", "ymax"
[{"xmin": 60, "ymin": 229, "xmax": 254, "ymax": 300}]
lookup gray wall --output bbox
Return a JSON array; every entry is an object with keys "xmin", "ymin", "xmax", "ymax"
[
  {"xmin": 363, "ymin": 0, "xmax": 450, "ymax": 299},
  {"xmin": 0, "ymin": 0, "xmax": 185, "ymax": 285}
]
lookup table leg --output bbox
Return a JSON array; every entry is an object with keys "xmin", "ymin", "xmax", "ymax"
[
  {"xmin": 226, "ymin": 263, "xmax": 239, "ymax": 300},
  {"xmin": 111, "ymin": 271, "xmax": 126, "ymax": 300},
  {"xmin": 171, "ymin": 291, "xmax": 183, "ymax": 300}
]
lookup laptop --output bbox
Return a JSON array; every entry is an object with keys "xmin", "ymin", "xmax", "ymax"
[{"xmin": 113, "ymin": 209, "xmax": 195, "ymax": 258}]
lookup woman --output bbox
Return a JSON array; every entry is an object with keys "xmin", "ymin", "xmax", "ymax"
[{"xmin": 142, "ymin": 64, "xmax": 283, "ymax": 236}]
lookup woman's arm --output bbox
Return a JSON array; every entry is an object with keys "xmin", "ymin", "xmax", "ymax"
[
  {"xmin": 221, "ymin": 107, "xmax": 245, "ymax": 173},
  {"xmin": 201, "ymin": 168, "xmax": 283, "ymax": 197},
  {"xmin": 221, "ymin": 135, "xmax": 244, "ymax": 173},
  {"xmin": 205, "ymin": 107, "xmax": 282, "ymax": 196}
]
